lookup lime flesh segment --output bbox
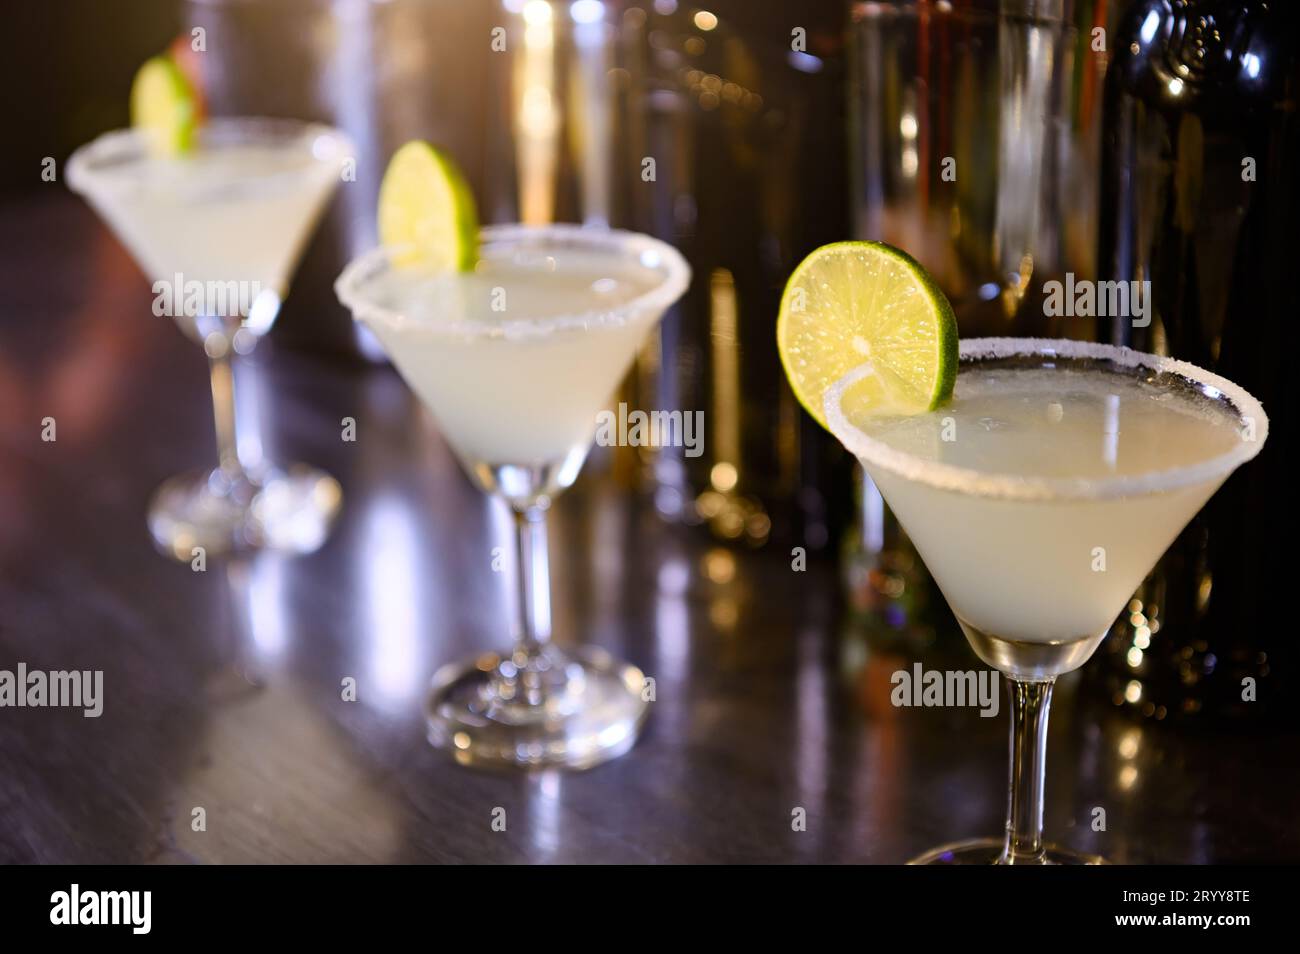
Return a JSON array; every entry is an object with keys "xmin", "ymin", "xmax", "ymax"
[
  {"xmin": 130, "ymin": 56, "xmax": 197, "ymax": 157},
  {"xmin": 777, "ymin": 241, "xmax": 957, "ymax": 429},
  {"xmin": 378, "ymin": 141, "xmax": 479, "ymax": 270}
]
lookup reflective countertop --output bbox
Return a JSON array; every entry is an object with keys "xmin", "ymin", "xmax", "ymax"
[{"xmin": 1, "ymin": 195, "xmax": 1296, "ymax": 864}]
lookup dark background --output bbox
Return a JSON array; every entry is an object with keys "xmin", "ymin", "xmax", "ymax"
[
  {"xmin": 0, "ymin": 0, "xmax": 850, "ymax": 201},
  {"xmin": 2, "ymin": 1, "xmax": 181, "ymax": 200}
]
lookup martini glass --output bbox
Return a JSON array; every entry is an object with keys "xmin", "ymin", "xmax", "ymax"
[
  {"xmin": 336, "ymin": 224, "xmax": 690, "ymax": 769},
  {"xmin": 824, "ymin": 338, "xmax": 1268, "ymax": 864},
  {"xmin": 67, "ymin": 117, "xmax": 354, "ymax": 558}
]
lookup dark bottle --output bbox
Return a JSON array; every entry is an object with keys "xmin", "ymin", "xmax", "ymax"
[
  {"xmin": 619, "ymin": 0, "xmax": 854, "ymax": 553},
  {"xmin": 1096, "ymin": 0, "xmax": 1298, "ymax": 721}
]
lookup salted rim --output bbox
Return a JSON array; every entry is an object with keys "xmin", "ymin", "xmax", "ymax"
[
  {"xmin": 65, "ymin": 117, "xmax": 355, "ymax": 200},
  {"xmin": 334, "ymin": 224, "xmax": 692, "ymax": 341},
  {"xmin": 824, "ymin": 337, "xmax": 1269, "ymax": 502}
]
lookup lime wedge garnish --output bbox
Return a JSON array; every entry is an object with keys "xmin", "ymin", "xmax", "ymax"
[
  {"xmin": 378, "ymin": 140, "xmax": 479, "ymax": 270},
  {"xmin": 777, "ymin": 241, "xmax": 958, "ymax": 429},
  {"xmin": 130, "ymin": 56, "xmax": 198, "ymax": 157}
]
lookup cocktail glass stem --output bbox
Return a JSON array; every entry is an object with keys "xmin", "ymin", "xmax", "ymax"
[
  {"xmin": 511, "ymin": 504, "xmax": 552, "ymax": 659},
  {"xmin": 1001, "ymin": 676, "xmax": 1054, "ymax": 864},
  {"xmin": 206, "ymin": 330, "xmax": 256, "ymax": 488},
  {"xmin": 421, "ymin": 484, "xmax": 648, "ymax": 765},
  {"xmin": 145, "ymin": 318, "xmax": 340, "ymax": 559}
]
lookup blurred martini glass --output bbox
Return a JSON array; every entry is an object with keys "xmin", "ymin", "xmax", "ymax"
[
  {"xmin": 337, "ymin": 224, "xmax": 690, "ymax": 769},
  {"xmin": 68, "ymin": 117, "xmax": 354, "ymax": 557},
  {"xmin": 825, "ymin": 338, "xmax": 1268, "ymax": 863}
]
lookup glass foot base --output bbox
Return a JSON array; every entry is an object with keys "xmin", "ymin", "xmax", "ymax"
[
  {"xmin": 908, "ymin": 838, "xmax": 1107, "ymax": 865},
  {"xmin": 426, "ymin": 646, "xmax": 650, "ymax": 771},
  {"xmin": 148, "ymin": 464, "xmax": 342, "ymax": 560}
]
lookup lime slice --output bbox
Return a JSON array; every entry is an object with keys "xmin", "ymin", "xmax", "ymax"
[
  {"xmin": 130, "ymin": 56, "xmax": 197, "ymax": 157},
  {"xmin": 777, "ymin": 241, "xmax": 957, "ymax": 429},
  {"xmin": 378, "ymin": 141, "xmax": 479, "ymax": 270},
  {"xmin": 167, "ymin": 35, "xmax": 208, "ymax": 123}
]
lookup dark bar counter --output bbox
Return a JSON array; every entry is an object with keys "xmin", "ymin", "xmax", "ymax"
[{"xmin": 1, "ymin": 195, "xmax": 1296, "ymax": 864}]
